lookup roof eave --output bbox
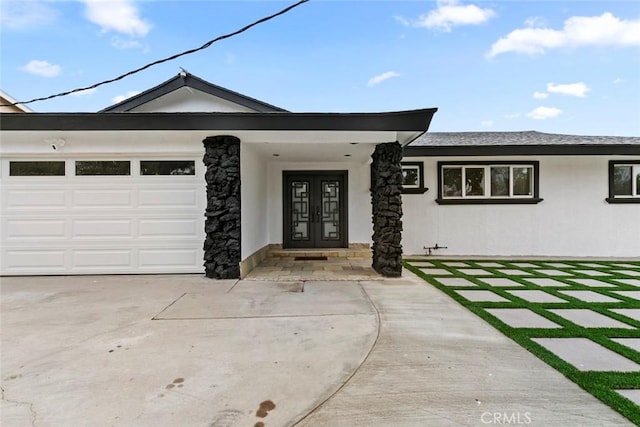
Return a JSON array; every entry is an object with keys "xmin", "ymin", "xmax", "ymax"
[{"xmin": 0, "ymin": 109, "xmax": 438, "ymax": 134}]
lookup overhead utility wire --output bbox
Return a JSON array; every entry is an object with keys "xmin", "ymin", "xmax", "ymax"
[{"xmin": 3, "ymin": 0, "xmax": 309, "ymax": 107}]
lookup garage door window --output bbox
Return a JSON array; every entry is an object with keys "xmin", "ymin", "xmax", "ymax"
[
  {"xmin": 141, "ymin": 160, "xmax": 195, "ymax": 175},
  {"xmin": 76, "ymin": 161, "xmax": 130, "ymax": 176},
  {"xmin": 10, "ymin": 161, "xmax": 65, "ymax": 176}
]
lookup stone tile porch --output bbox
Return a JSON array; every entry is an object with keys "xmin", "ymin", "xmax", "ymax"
[{"xmin": 244, "ymin": 246, "xmax": 383, "ymax": 281}]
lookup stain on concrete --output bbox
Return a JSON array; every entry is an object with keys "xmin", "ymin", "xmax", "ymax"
[
  {"xmin": 256, "ymin": 400, "xmax": 276, "ymax": 418},
  {"xmin": 165, "ymin": 384, "xmax": 174, "ymax": 389},
  {"xmin": 209, "ymin": 409, "xmax": 244, "ymax": 426},
  {"xmin": 254, "ymin": 422, "xmax": 265, "ymax": 427},
  {"xmin": 173, "ymin": 377, "xmax": 184, "ymax": 384}
]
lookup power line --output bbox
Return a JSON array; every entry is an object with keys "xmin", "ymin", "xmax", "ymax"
[{"xmin": 2, "ymin": 0, "xmax": 309, "ymax": 107}]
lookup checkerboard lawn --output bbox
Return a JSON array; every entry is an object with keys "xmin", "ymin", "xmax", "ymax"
[{"xmin": 404, "ymin": 259, "xmax": 640, "ymax": 425}]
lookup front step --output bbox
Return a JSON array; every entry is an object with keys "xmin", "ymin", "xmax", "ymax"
[{"xmin": 267, "ymin": 244, "xmax": 371, "ymax": 259}]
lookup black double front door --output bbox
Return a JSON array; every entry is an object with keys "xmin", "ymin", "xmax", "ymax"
[{"xmin": 283, "ymin": 171, "xmax": 347, "ymax": 248}]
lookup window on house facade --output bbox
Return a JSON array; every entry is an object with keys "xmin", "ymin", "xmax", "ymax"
[
  {"xmin": 437, "ymin": 161, "xmax": 541, "ymax": 204},
  {"xmin": 140, "ymin": 160, "xmax": 195, "ymax": 175},
  {"xmin": 607, "ymin": 161, "xmax": 640, "ymax": 203},
  {"xmin": 9, "ymin": 161, "xmax": 65, "ymax": 176},
  {"xmin": 75, "ymin": 161, "xmax": 130, "ymax": 176}
]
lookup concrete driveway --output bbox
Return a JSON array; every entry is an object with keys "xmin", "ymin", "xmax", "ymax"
[{"xmin": 1, "ymin": 272, "xmax": 632, "ymax": 426}]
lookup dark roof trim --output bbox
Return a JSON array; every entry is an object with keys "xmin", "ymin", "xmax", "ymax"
[
  {"xmin": 403, "ymin": 144, "xmax": 640, "ymax": 156},
  {"xmin": 100, "ymin": 72, "xmax": 288, "ymax": 113},
  {"xmin": 1, "ymin": 109, "xmax": 438, "ymax": 132}
]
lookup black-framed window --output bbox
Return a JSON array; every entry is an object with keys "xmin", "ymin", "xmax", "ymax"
[
  {"xmin": 9, "ymin": 161, "xmax": 65, "ymax": 176},
  {"xmin": 607, "ymin": 160, "xmax": 640, "ymax": 204},
  {"xmin": 75, "ymin": 161, "xmax": 130, "ymax": 176},
  {"xmin": 401, "ymin": 162, "xmax": 428, "ymax": 194},
  {"xmin": 436, "ymin": 161, "xmax": 542, "ymax": 205},
  {"xmin": 140, "ymin": 160, "xmax": 195, "ymax": 175}
]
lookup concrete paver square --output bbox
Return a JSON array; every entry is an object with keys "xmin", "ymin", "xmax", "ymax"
[
  {"xmin": 506, "ymin": 290, "xmax": 567, "ymax": 303},
  {"xmin": 610, "ymin": 309, "xmax": 640, "ymax": 322},
  {"xmin": 455, "ymin": 290, "xmax": 509, "ymax": 302},
  {"xmin": 613, "ymin": 291, "xmax": 640, "ymax": 301},
  {"xmin": 457, "ymin": 268, "xmax": 491, "ymax": 276},
  {"xmin": 486, "ymin": 308, "xmax": 562, "ymax": 328},
  {"xmin": 615, "ymin": 270, "xmax": 640, "ymax": 277},
  {"xmin": 510, "ymin": 262, "xmax": 539, "ymax": 268},
  {"xmin": 570, "ymin": 278, "xmax": 617, "ymax": 288},
  {"xmin": 526, "ymin": 278, "xmax": 569, "ymax": 287},
  {"xmin": 496, "ymin": 269, "xmax": 532, "ymax": 276},
  {"xmin": 578, "ymin": 263, "xmax": 610, "ymax": 269},
  {"xmin": 436, "ymin": 277, "xmax": 478, "ymax": 287},
  {"xmin": 574, "ymin": 270, "xmax": 611, "ymax": 277},
  {"xmin": 480, "ymin": 277, "xmax": 524, "ymax": 287},
  {"xmin": 535, "ymin": 269, "xmax": 573, "ymax": 276},
  {"xmin": 419, "ymin": 268, "xmax": 452, "ymax": 275},
  {"xmin": 532, "ymin": 338, "xmax": 640, "ymax": 371},
  {"xmin": 409, "ymin": 261, "xmax": 435, "ymax": 267},
  {"xmin": 475, "ymin": 262, "xmax": 505, "ymax": 268},
  {"xmin": 558, "ymin": 291, "xmax": 621, "ymax": 303},
  {"xmin": 614, "ymin": 279, "xmax": 640, "ymax": 287},
  {"xmin": 612, "ymin": 338, "xmax": 640, "ymax": 352},
  {"xmin": 615, "ymin": 390, "xmax": 640, "ymax": 406},
  {"xmin": 612, "ymin": 263, "xmax": 640, "ymax": 269},
  {"xmin": 548, "ymin": 309, "xmax": 635, "ymax": 329},
  {"xmin": 442, "ymin": 261, "xmax": 468, "ymax": 267},
  {"xmin": 544, "ymin": 263, "xmax": 574, "ymax": 268}
]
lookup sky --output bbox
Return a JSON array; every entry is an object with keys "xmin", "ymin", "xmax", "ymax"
[{"xmin": 1, "ymin": 0, "xmax": 639, "ymax": 136}]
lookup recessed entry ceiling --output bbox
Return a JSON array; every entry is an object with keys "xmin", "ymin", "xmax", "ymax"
[{"xmin": 249, "ymin": 141, "xmax": 376, "ymax": 163}]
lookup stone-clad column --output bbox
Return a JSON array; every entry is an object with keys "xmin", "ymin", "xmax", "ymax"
[
  {"xmin": 203, "ymin": 135, "xmax": 241, "ymax": 279},
  {"xmin": 371, "ymin": 142, "xmax": 403, "ymax": 277}
]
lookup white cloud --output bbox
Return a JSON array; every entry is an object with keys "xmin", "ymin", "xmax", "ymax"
[
  {"xmin": 111, "ymin": 37, "xmax": 143, "ymax": 50},
  {"xmin": 83, "ymin": 0, "xmax": 151, "ymax": 37},
  {"xmin": 533, "ymin": 91, "xmax": 548, "ymax": 99},
  {"xmin": 526, "ymin": 106, "xmax": 562, "ymax": 120},
  {"xmin": 71, "ymin": 88, "xmax": 97, "ymax": 96},
  {"xmin": 488, "ymin": 12, "xmax": 640, "ymax": 57},
  {"xmin": 0, "ymin": 0, "xmax": 58, "ymax": 30},
  {"xmin": 547, "ymin": 82, "xmax": 590, "ymax": 98},
  {"xmin": 480, "ymin": 120, "xmax": 494, "ymax": 127},
  {"xmin": 112, "ymin": 90, "xmax": 141, "ymax": 104},
  {"xmin": 414, "ymin": 0, "xmax": 495, "ymax": 32},
  {"xmin": 367, "ymin": 71, "xmax": 400, "ymax": 87},
  {"xmin": 21, "ymin": 60, "xmax": 61, "ymax": 77},
  {"xmin": 613, "ymin": 77, "xmax": 625, "ymax": 84}
]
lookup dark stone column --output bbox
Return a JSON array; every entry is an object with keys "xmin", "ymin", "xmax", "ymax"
[
  {"xmin": 203, "ymin": 135, "xmax": 241, "ymax": 279},
  {"xmin": 371, "ymin": 142, "xmax": 403, "ymax": 277}
]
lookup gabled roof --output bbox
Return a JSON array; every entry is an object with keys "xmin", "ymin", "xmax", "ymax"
[
  {"xmin": 100, "ymin": 72, "xmax": 287, "ymax": 113},
  {"xmin": 0, "ymin": 90, "xmax": 33, "ymax": 113},
  {"xmin": 404, "ymin": 131, "xmax": 640, "ymax": 156}
]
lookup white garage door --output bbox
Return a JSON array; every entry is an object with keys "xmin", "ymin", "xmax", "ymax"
[{"xmin": 0, "ymin": 158, "xmax": 206, "ymax": 275}]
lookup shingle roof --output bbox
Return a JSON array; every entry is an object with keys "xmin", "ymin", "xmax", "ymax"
[
  {"xmin": 404, "ymin": 131, "xmax": 640, "ymax": 156},
  {"xmin": 410, "ymin": 131, "xmax": 640, "ymax": 147}
]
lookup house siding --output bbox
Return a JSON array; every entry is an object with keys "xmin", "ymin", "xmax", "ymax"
[{"xmin": 402, "ymin": 155, "xmax": 640, "ymax": 257}]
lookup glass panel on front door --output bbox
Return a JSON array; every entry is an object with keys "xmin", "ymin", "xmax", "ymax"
[
  {"xmin": 284, "ymin": 172, "xmax": 346, "ymax": 248},
  {"xmin": 321, "ymin": 180, "xmax": 340, "ymax": 240},
  {"xmin": 291, "ymin": 181, "xmax": 311, "ymax": 241}
]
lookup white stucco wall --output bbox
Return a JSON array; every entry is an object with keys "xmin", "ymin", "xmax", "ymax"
[
  {"xmin": 402, "ymin": 155, "xmax": 640, "ymax": 257},
  {"xmin": 240, "ymin": 144, "xmax": 269, "ymax": 259},
  {"xmin": 267, "ymin": 161, "xmax": 373, "ymax": 246}
]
